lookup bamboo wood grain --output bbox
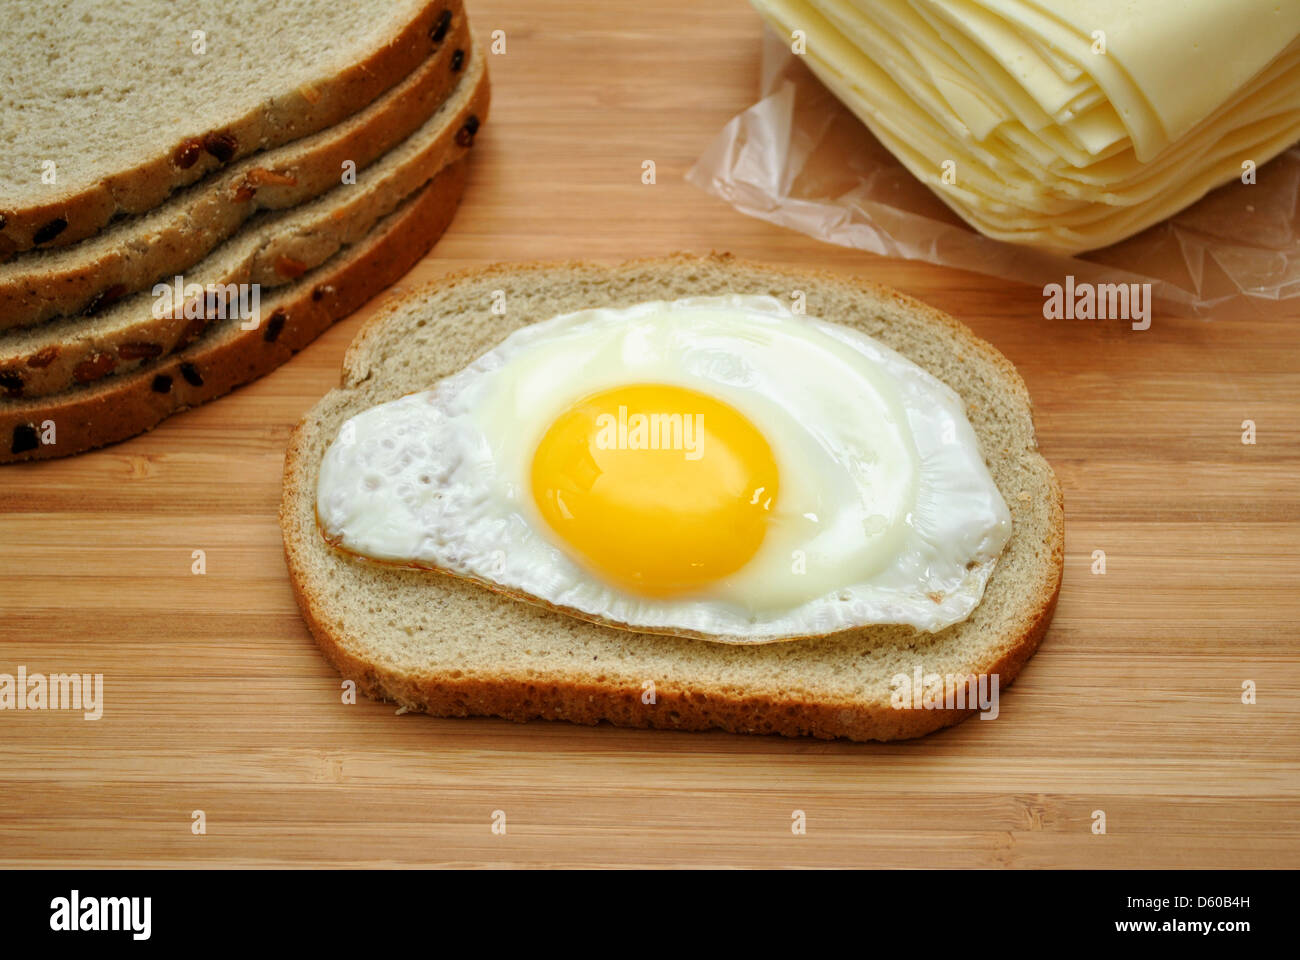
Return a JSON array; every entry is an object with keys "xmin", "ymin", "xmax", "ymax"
[{"xmin": 0, "ymin": 0, "xmax": 1297, "ymax": 868}]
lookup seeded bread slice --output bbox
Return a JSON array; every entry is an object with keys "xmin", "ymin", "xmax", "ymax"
[
  {"xmin": 0, "ymin": 11, "xmax": 473, "ymax": 327},
  {"xmin": 0, "ymin": 0, "xmax": 456, "ymax": 255},
  {"xmin": 278, "ymin": 254, "xmax": 1064, "ymax": 742},
  {"xmin": 0, "ymin": 157, "xmax": 469, "ymax": 463},
  {"xmin": 0, "ymin": 49, "xmax": 486, "ymax": 400}
]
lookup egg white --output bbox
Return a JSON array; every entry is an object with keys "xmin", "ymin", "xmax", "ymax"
[{"xmin": 315, "ymin": 296, "xmax": 1012, "ymax": 641}]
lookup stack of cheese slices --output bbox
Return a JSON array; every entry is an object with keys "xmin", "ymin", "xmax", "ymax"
[
  {"xmin": 751, "ymin": 0, "xmax": 1300, "ymax": 254},
  {"xmin": 0, "ymin": 0, "xmax": 488, "ymax": 462}
]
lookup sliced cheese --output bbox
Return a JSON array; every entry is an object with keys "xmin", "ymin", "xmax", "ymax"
[{"xmin": 748, "ymin": 0, "xmax": 1300, "ymax": 253}]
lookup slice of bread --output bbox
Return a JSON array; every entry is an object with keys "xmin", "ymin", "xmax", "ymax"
[
  {"xmin": 0, "ymin": 12, "xmax": 474, "ymax": 328},
  {"xmin": 278, "ymin": 255, "xmax": 1065, "ymax": 742},
  {"xmin": 0, "ymin": 0, "xmax": 455, "ymax": 254},
  {"xmin": 0, "ymin": 49, "xmax": 487, "ymax": 400},
  {"xmin": 0, "ymin": 157, "xmax": 469, "ymax": 463}
]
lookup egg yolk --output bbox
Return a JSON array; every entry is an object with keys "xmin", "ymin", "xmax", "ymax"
[{"xmin": 530, "ymin": 384, "xmax": 779, "ymax": 596}]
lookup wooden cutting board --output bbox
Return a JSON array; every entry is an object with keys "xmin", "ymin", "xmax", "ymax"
[{"xmin": 2, "ymin": 0, "xmax": 1297, "ymax": 869}]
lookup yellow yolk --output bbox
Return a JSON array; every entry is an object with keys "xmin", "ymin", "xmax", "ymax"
[{"xmin": 530, "ymin": 384, "xmax": 779, "ymax": 596}]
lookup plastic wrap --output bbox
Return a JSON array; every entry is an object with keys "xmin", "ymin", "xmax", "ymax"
[{"xmin": 688, "ymin": 31, "xmax": 1300, "ymax": 317}]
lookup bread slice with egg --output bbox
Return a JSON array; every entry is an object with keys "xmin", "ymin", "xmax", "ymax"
[{"xmin": 279, "ymin": 254, "xmax": 1064, "ymax": 742}]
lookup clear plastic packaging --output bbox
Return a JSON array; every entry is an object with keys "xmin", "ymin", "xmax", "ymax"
[{"xmin": 687, "ymin": 32, "xmax": 1300, "ymax": 317}]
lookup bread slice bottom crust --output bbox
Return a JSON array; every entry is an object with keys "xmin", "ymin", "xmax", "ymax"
[{"xmin": 280, "ymin": 255, "xmax": 1065, "ymax": 742}]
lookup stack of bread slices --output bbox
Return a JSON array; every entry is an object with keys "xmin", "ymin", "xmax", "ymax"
[{"xmin": 0, "ymin": 0, "xmax": 488, "ymax": 462}]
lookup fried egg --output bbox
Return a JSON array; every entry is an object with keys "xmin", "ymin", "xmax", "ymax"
[{"xmin": 315, "ymin": 295, "xmax": 1012, "ymax": 641}]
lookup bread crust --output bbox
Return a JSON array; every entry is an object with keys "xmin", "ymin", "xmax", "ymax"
[
  {"xmin": 0, "ymin": 159, "xmax": 470, "ymax": 463},
  {"xmin": 0, "ymin": 14, "xmax": 474, "ymax": 327},
  {"xmin": 281, "ymin": 254, "xmax": 1066, "ymax": 742},
  {"xmin": 0, "ymin": 1, "xmax": 459, "ymax": 255},
  {"xmin": 0, "ymin": 56, "xmax": 487, "ymax": 399},
  {"xmin": 296, "ymin": 565, "xmax": 1061, "ymax": 741}
]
